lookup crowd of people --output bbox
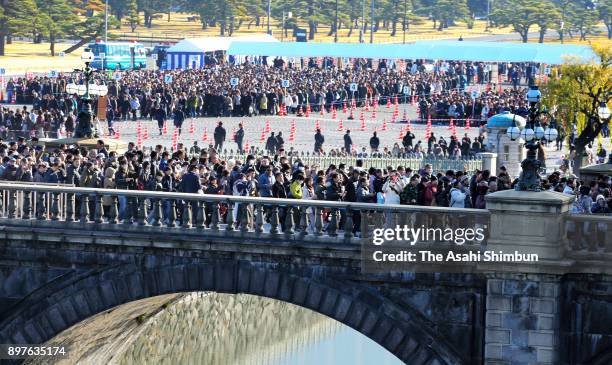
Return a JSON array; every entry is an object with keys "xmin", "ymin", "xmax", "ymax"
[
  {"xmin": 0, "ymin": 59, "xmax": 546, "ymax": 140},
  {"xmin": 0, "ymin": 137, "xmax": 608, "ymax": 238}
]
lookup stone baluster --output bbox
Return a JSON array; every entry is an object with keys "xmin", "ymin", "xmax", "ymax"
[
  {"xmin": 7, "ymin": 190, "xmax": 16, "ymax": 219},
  {"xmin": 123, "ymin": 198, "xmax": 133, "ymax": 225},
  {"xmin": 80, "ymin": 195, "xmax": 89, "ymax": 223},
  {"xmin": 328, "ymin": 209, "xmax": 338, "ymax": 236},
  {"xmin": 167, "ymin": 200, "xmax": 177, "ymax": 228},
  {"xmin": 284, "ymin": 206, "xmax": 294, "ymax": 235},
  {"xmin": 50, "ymin": 193, "xmax": 60, "ymax": 221},
  {"xmin": 21, "ymin": 190, "xmax": 32, "ymax": 220},
  {"xmin": 94, "ymin": 195, "xmax": 104, "ymax": 223},
  {"xmin": 314, "ymin": 207, "xmax": 323, "ymax": 236},
  {"xmin": 255, "ymin": 204, "xmax": 264, "ymax": 234},
  {"xmin": 65, "ymin": 193, "xmax": 75, "ymax": 222},
  {"xmin": 343, "ymin": 208, "xmax": 353, "ymax": 240},
  {"xmin": 269, "ymin": 206, "xmax": 280, "ymax": 234},
  {"xmin": 151, "ymin": 199, "xmax": 162, "ymax": 226},
  {"xmin": 35, "ymin": 193, "xmax": 45, "ymax": 220},
  {"xmin": 109, "ymin": 196, "xmax": 119, "ymax": 224},
  {"xmin": 299, "ymin": 208, "xmax": 309, "ymax": 236},
  {"xmin": 226, "ymin": 202, "xmax": 235, "ymax": 231},
  {"xmin": 210, "ymin": 203, "xmax": 220, "ymax": 231},
  {"xmin": 182, "ymin": 201, "xmax": 192, "ymax": 228},
  {"xmin": 360, "ymin": 211, "xmax": 369, "ymax": 239},
  {"xmin": 239, "ymin": 204, "xmax": 250, "ymax": 233},
  {"xmin": 195, "ymin": 201, "xmax": 206, "ymax": 229},
  {"xmin": 138, "ymin": 198, "xmax": 148, "ymax": 226}
]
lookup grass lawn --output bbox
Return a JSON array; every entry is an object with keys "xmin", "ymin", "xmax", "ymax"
[
  {"xmin": 111, "ymin": 13, "xmax": 512, "ymax": 44},
  {"xmin": 1, "ymin": 41, "xmax": 85, "ymax": 75}
]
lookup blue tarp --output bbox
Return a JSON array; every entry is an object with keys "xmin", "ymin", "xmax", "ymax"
[{"xmin": 227, "ymin": 40, "xmax": 598, "ymax": 65}]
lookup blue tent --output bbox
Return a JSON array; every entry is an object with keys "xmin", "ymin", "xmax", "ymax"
[{"xmin": 227, "ymin": 40, "xmax": 598, "ymax": 65}]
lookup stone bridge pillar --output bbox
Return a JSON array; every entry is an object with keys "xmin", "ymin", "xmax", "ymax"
[
  {"xmin": 485, "ymin": 190, "xmax": 574, "ymax": 261},
  {"xmin": 477, "ymin": 152, "xmax": 497, "ymax": 175},
  {"xmin": 481, "ymin": 190, "xmax": 574, "ymax": 364}
]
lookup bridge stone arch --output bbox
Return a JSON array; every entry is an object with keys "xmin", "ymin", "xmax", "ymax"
[{"xmin": 0, "ymin": 260, "xmax": 465, "ymax": 365}]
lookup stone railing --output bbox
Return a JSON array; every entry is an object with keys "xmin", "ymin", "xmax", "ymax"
[
  {"xmin": 0, "ymin": 183, "xmax": 488, "ymax": 246},
  {"xmin": 215, "ymin": 152, "xmax": 485, "ymax": 173},
  {"xmin": 564, "ymin": 214, "xmax": 612, "ymax": 255},
  {"xmin": 0, "ymin": 183, "xmax": 609, "ymax": 274}
]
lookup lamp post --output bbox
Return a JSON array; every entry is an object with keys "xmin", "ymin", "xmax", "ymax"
[
  {"xmin": 506, "ymin": 85, "xmax": 557, "ymax": 191},
  {"xmin": 370, "ymin": 0, "xmax": 374, "ymax": 44},
  {"xmin": 599, "ymin": 101, "xmax": 612, "ymax": 162},
  {"xmin": 334, "ymin": 0, "xmax": 339, "ymax": 43},
  {"xmin": 402, "ymin": 1, "xmax": 410, "ymax": 44},
  {"xmin": 105, "ymin": 0, "xmax": 108, "ymax": 43},
  {"xmin": 267, "ymin": 0, "xmax": 271, "ymax": 35},
  {"xmin": 65, "ymin": 48, "xmax": 108, "ymax": 139},
  {"xmin": 359, "ymin": 0, "xmax": 365, "ymax": 43}
]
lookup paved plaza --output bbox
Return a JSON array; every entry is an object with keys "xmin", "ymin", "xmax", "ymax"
[{"xmin": 98, "ymin": 105, "xmax": 601, "ymax": 170}]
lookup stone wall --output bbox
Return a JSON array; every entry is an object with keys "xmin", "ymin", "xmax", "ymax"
[{"xmin": 485, "ymin": 274, "xmax": 560, "ymax": 365}]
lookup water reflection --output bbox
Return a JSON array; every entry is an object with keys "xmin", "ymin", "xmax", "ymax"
[{"xmin": 118, "ymin": 292, "xmax": 403, "ymax": 365}]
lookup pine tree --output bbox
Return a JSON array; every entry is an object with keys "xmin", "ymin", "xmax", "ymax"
[
  {"xmin": 36, "ymin": 0, "xmax": 79, "ymax": 56},
  {"xmin": 490, "ymin": 0, "xmax": 543, "ymax": 42},
  {"xmin": 0, "ymin": 0, "xmax": 38, "ymax": 56}
]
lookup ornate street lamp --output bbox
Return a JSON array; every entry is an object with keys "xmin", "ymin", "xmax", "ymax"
[
  {"xmin": 599, "ymin": 101, "xmax": 611, "ymax": 163},
  {"xmin": 506, "ymin": 85, "xmax": 556, "ymax": 191},
  {"xmin": 65, "ymin": 48, "xmax": 108, "ymax": 139}
]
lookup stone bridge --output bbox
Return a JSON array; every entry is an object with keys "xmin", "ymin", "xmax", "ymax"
[{"xmin": 0, "ymin": 183, "xmax": 611, "ymax": 365}]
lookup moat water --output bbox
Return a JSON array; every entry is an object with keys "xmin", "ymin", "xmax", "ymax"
[{"xmin": 117, "ymin": 292, "xmax": 403, "ymax": 365}]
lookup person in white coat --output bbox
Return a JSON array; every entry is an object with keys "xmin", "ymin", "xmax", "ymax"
[{"xmin": 382, "ymin": 171, "xmax": 405, "ymax": 227}]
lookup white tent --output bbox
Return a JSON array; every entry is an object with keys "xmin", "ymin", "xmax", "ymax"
[{"xmin": 165, "ymin": 34, "xmax": 278, "ymax": 69}]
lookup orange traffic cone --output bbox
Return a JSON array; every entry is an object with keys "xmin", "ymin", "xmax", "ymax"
[
  {"xmin": 337, "ymin": 119, "xmax": 344, "ymax": 131},
  {"xmin": 332, "ymin": 106, "xmax": 337, "ymax": 120},
  {"xmin": 465, "ymin": 118, "xmax": 471, "ymax": 130},
  {"xmin": 342, "ymin": 101, "xmax": 347, "ymax": 113},
  {"xmin": 305, "ymin": 104, "xmax": 311, "ymax": 117},
  {"xmin": 449, "ymin": 117, "xmax": 454, "ymax": 130},
  {"xmin": 189, "ymin": 120, "xmax": 194, "ymax": 135},
  {"xmin": 260, "ymin": 130, "xmax": 265, "ymax": 142},
  {"xmin": 264, "ymin": 120, "xmax": 270, "ymax": 133},
  {"xmin": 202, "ymin": 128, "xmax": 208, "ymax": 142},
  {"xmin": 143, "ymin": 127, "xmax": 149, "ymax": 140},
  {"xmin": 382, "ymin": 119, "xmax": 387, "ymax": 131}
]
